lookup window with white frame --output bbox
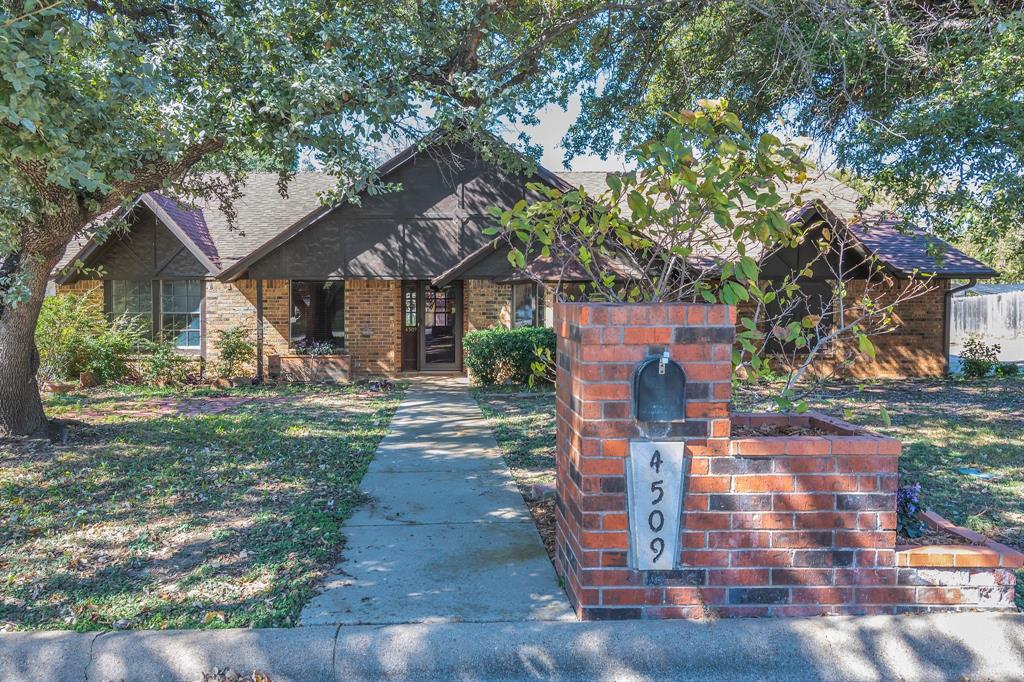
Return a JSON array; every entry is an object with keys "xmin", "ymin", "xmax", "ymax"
[
  {"xmin": 160, "ymin": 279, "xmax": 203, "ymax": 349},
  {"xmin": 107, "ymin": 279, "xmax": 203, "ymax": 350}
]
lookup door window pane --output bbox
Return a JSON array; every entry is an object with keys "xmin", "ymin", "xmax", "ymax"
[
  {"xmin": 424, "ymin": 284, "xmax": 457, "ymax": 365},
  {"xmin": 161, "ymin": 279, "xmax": 202, "ymax": 349},
  {"xmin": 513, "ymin": 283, "xmax": 538, "ymax": 328},
  {"xmin": 110, "ymin": 280, "xmax": 153, "ymax": 338},
  {"xmin": 291, "ymin": 280, "xmax": 345, "ymax": 348}
]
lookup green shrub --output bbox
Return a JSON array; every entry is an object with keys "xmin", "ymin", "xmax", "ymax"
[
  {"xmin": 36, "ymin": 291, "xmax": 144, "ymax": 384},
  {"xmin": 82, "ymin": 316, "xmax": 145, "ymax": 383},
  {"xmin": 140, "ymin": 342, "xmax": 194, "ymax": 386},
  {"xmin": 463, "ymin": 326, "xmax": 556, "ymax": 386},
  {"xmin": 997, "ymin": 362, "xmax": 1020, "ymax": 377},
  {"xmin": 961, "ymin": 335, "xmax": 1000, "ymax": 378},
  {"xmin": 214, "ymin": 326, "xmax": 256, "ymax": 378}
]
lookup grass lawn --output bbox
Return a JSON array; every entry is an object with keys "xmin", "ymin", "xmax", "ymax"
[
  {"xmin": 473, "ymin": 385, "xmax": 558, "ymax": 560},
  {"xmin": 474, "ymin": 386, "xmax": 557, "ymax": 488},
  {"xmin": 475, "ymin": 376, "xmax": 1024, "ymax": 607},
  {"xmin": 0, "ymin": 382, "xmax": 403, "ymax": 632}
]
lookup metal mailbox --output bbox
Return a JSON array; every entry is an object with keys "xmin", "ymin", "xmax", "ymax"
[
  {"xmin": 633, "ymin": 351, "xmax": 687, "ymax": 422},
  {"xmin": 628, "ymin": 351, "xmax": 689, "ymax": 571}
]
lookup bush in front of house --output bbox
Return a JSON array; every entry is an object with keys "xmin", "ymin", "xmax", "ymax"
[
  {"xmin": 960, "ymin": 335, "xmax": 1001, "ymax": 377},
  {"xmin": 36, "ymin": 291, "xmax": 144, "ymax": 384},
  {"xmin": 140, "ymin": 342, "xmax": 195, "ymax": 386},
  {"xmin": 215, "ymin": 326, "xmax": 256, "ymax": 378},
  {"xmin": 997, "ymin": 362, "xmax": 1020, "ymax": 377},
  {"xmin": 463, "ymin": 326, "xmax": 556, "ymax": 386}
]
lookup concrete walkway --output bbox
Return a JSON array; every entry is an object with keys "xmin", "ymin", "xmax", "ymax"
[
  {"xmin": 300, "ymin": 378, "xmax": 573, "ymax": 625},
  {"xmin": 3, "ymin": 613, "xmax": 1023, "ymax": 681}
]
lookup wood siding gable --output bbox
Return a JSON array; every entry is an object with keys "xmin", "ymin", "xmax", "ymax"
[
  {"xmin": 244, "ymin": 142, "xmax": 531, "ymax": 280},
  {"xmin": 64, "ymin": 207, "xmax": 209, "ymax": 282}
]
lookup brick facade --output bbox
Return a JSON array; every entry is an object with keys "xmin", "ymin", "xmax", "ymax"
[
  {"xmin": 739, "ymin": 279, "xmax": 949, "ymax": 379},
  {"xmin": 56, "ymin": 279, "xmax": 104, "ymax": 309},
  {"xmin": 55, "ymin": 277, "xmax": 516, "ymax": 379},
  {"xmin": 205, "ymin": 279, "xmax": 289, "ymax": 376},
  {"xmin": 554, "ymin": 301, "xmax": 1017, "ymax": 620},
  {"xmin": 343, "ymin": 279, "xmax": 402, "ymax": 377},
  {"xmin": 827, "ymin": 280, "xmax": 948, "ymax": 378},
  {"xmin": 465, "ymin": 279, "xmax": 511, "ymax": 332}
]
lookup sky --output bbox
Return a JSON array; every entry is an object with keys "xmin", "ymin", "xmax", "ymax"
[
  {"xmin": 501, "ymin": 93, "xmax": 630, "ymax": 173},
  {"xmin": 501, "ymin": 94, "xmax": 837, "ymax": 175}
]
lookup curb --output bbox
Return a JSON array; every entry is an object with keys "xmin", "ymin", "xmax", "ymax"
[{"xmin": 2, "ymin": 612, "xmax": 1024, "ymax": 681}]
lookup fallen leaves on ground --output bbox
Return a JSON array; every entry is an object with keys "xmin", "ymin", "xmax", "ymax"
[{"xmin": 0, "ymin": 382, "xmax": 403, "ymax": 632}]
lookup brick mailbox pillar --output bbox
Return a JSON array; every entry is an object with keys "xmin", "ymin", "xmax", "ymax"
[
  {"xmin": 554, "ymin": 302, "xmax": 734, "ymax": 620},
  {"xmin": 554, "ymin": 301, "xmax": 1019, "ymax": 619}
]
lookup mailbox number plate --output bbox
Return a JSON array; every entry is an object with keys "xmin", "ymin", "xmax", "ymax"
[{"xmin": 627, "ymin": 441, "xmax": 688, "ymax": 571}]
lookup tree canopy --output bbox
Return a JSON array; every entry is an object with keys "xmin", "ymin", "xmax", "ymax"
[{"xmin": 560, "ymin": 0, "xmax": 1024, "ymax": 279}]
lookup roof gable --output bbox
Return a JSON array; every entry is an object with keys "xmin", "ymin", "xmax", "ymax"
[
  {"xmin": 219, "ymin": 137, "xmax": 565, "ymax": 281},
  {"xmin": 57, "ymin": 201, "xmax": 211, "ymax": 283}
]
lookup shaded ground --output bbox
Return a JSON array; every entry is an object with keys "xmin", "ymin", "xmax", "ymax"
[
  {"xmin": 473, "ymin": 387, "xmax": 557, "ymax": 562},
  {"xmin": 0, "ymin": 383, "xmax": 403, "ymax": 632},
  {"xmin": 475, "ymin": 377, "xmax": 1024, "ymax": 607}
]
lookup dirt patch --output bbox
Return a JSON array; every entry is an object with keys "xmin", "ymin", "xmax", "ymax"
[
  {"xmin": 524, "ymin": 496, "xmax": 557, "ymax": 563},
  {"xmin": 897, "ymin": 526, "xmax": 983, "ymax": 547},
  {"xmin": 731, "ymin": 423, "xmax": 830, "ymax": 437}
]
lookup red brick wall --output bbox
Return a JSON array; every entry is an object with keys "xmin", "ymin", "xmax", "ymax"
[
  {"xmin": 554, "ymin": 302, "xmax": 735, "ymax": 619},
  {"xmin": 344, "ymin": 279, "xmax": 402, "ymax": 377},
  {"xmin": 553, "ymin": 301, "xmax": 1013, "ymax": 620}
]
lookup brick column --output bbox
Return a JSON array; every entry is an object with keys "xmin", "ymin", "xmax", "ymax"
[{"xmin": 554, "ymin": 302, "xmax": 734, "ymax": 620}]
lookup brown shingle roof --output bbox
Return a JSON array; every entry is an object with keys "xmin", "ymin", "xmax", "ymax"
[
  {"xmin": 559, "ymin": 170, "xmax": 996, "ymax": 279},
  {"xmin": 54, "ymin": 160, "xmax": 996, "ymax": 283},
  {"xmin": 56, "ymin": 173, "xmax": 338, "ymax": 278}
]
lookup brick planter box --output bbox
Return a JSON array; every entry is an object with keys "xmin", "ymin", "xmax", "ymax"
[
  {"xmin": 269, "ymin": 354, "xmax": 351, "ymax": 383},
  {"xmin": 554, "ymin": 301, "xmax": 1020, "ymax": 620}
]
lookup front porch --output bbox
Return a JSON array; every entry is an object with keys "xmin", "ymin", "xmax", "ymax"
[{"xmin": 260, "ymin": 277, "xmax": 519, "ymax": 380}]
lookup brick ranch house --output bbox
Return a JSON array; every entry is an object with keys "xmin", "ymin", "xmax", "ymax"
[{"xmin": 54, "ymin": 138, "xmax": 997, "ymax": 379}]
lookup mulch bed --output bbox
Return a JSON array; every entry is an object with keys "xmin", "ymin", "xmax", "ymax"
[
  {"xmin": 896, "ymin": 526, "xmax": 983, "ymax": 547},
  {"xmin": 731, "ymin": 423, "xmax": 830, "ymax": 437}
]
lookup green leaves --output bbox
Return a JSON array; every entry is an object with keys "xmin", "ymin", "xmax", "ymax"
[
  {"xmin": 626, "ymin": 190, "xmax": 646, "ymax": 217},
  {"xmin": 857, "ymin": 333, "xmax": 876, "ymax": 359}
]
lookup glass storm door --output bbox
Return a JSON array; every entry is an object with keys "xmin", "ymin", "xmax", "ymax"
[{"xmin": 421, "ymin": 282, "xmax": 462, "ymax": 370}]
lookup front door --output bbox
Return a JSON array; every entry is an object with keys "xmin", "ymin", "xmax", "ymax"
[{"xmin": 400, "ymin": 280, "xmax": 463, "ymax": 372}]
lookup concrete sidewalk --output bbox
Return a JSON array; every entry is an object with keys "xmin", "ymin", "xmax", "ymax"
[
  {"xmin": 2, "ymin": 613, "xmax": 1023, "ymax": 681},
  {"xmin": 300, "ymin": 379, "xmax": 572, "ymax": 625}
]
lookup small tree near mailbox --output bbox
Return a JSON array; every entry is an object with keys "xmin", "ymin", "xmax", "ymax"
[{"xmin": 491, "ymin": 100, "xmax": 936, "ymax": 410}]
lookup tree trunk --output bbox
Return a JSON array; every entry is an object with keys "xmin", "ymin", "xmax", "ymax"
[{"xmin": 0, "ymin": 250, "xmax": 62, "ymax": 437}]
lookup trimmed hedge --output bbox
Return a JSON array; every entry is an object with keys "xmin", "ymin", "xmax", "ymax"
[{"xmin": 463, "ymin": 326, "xmax": 556, "ymax": 386}]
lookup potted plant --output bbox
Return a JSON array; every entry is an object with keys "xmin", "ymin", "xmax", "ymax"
[{"xmin": 270, "ymin": 340, "xmax": 350, "ymax": 383}]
